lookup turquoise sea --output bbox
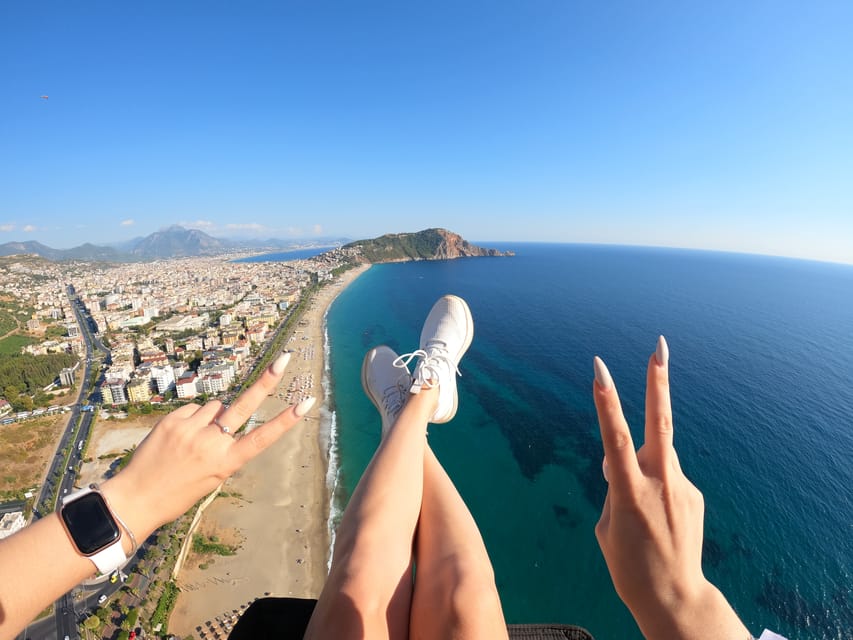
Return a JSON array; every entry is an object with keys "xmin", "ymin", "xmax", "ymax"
[{"xmin": 323, "ymin": 244, "xmax": 852, "ymax": 640}]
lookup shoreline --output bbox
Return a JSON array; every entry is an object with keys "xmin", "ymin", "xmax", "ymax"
[{"xmin": 168, "ymin": 264, "xmax": 370, "ymax": 637}]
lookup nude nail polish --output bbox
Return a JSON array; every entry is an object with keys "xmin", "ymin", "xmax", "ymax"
[
  {"xmin": 271, "ymin": 352, "xmax": 290, "ymax": 375},
  {"xmin": 294, "ymin": 397, "xmax": 316, "ymax": 417},
  {"xmin": 655, "ymin": 335, "xmax": 669, "ymax": 367},
  {"xmin": 593, "ymin": 356, "xmax": 613, "ymax": 390}
]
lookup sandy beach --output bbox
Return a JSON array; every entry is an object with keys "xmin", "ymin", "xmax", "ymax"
[{"xmin": 168, "ymin": 264, "xmax": 369, "ymax": 637}]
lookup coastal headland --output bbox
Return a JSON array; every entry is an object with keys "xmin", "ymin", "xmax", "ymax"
[{"xmin": 168, "ymin": 263, "xmax": 369, "ymax": 636}]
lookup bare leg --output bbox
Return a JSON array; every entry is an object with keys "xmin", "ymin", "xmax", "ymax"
[
  {"xmin": 304, "ymin": 387, "xmax": 438, "ymax": 640},
  {"xmin": 410, "ymin": 444, "xmax": 508, "ymax": 640}
]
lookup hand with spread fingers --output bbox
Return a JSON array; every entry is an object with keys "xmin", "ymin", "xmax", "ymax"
[
  {"xmin": 593, "ymin": 337, "xmax": 751, "ymax": 640},
  {"xmin": 0, "ymin": 351, "xmax": 315, "ymax": 640},
  {"xmin": 102, "ymin": 351, "xmax": 315, "ymax": 543}
]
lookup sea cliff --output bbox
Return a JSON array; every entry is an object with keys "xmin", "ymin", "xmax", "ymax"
[{"xmin": 344, "ymin": 228, "xmax": 513, "ymax": 263}]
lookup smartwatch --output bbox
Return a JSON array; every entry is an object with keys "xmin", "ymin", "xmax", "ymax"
[{"xmin": 59, "ymin": 484, "xmax": 129, "ymax": 575}]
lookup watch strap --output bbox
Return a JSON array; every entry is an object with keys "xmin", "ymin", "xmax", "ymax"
[{"xmin": 90, "ymin": 536, "xmax": 128, "ymax": 574}]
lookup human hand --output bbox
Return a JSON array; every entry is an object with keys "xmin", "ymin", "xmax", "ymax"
[
  {"xmin": 593, "ymin": 337, "xmax": 750, "ymax": 640},
  {"xmin": 101, "ymin": 352, "xmax": 314, "ymax": 544}
]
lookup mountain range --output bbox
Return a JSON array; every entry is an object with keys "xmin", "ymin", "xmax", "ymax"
[
  {"xmin": 0, "ymin": 226, "xmax": 348, "ymax": 262},
  {"xmin": 0, "ymin": 226, "xmax": 511, "ymax": 264}
]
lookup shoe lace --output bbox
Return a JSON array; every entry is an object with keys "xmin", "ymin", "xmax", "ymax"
[
  {"xmin": 381, "ymin": 374, "xmax": 409, "ymax": 419},
  {"xmin": 393, "ymin": 342, "xmax": 460, "ymax": 391}
]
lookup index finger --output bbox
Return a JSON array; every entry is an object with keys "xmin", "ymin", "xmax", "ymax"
[
  {"xmin": 220, "ymin": 352, "xmax": 291, "ymax": 430},
  {"xmin": 231, "ymin": 397, "xmax": 314, "ymax": 466},
  {"xmin": 644, "ymin": 336, "xmax": 675, "ymax": 472},
  {"xmin": 593, "ymin": 356, "xmax": 641, "ymax": 490}
]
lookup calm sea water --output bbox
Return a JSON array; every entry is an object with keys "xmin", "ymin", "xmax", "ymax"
[
  {"xmin": 234, "ymin": 247, "xmax": 332, "ymax": 262},
  {"xmin": 324, "ymin": 244, "xmax": 853, "ymax": 640}
]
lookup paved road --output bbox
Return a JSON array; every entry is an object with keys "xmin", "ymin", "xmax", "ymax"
[{"xmin": 17, "ymin": 289, "xmax": 107, "ymax": 640}]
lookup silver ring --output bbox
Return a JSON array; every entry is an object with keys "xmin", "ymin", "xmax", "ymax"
[{"xmin": 213, "ymin": 416, "xmax": 231, "ymax": 434}]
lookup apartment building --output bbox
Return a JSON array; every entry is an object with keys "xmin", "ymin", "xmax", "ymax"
[
  {"xmin": 59, "ymin": 361, "xmax": 80, "ymax": 387},
  {"xmin": 200, "ymin": 372, "xmax": 226, "ymax": 395},
  {"xmin": 102, "ymin": 378, "xmax": 128, "ymax": 405},
  {"xmin": 151, "ymin": 365, "xmax": 176, "ymax": 394},
  {"xmin": 176, "ymin": 372, "xmax": 199, "ymax": 399},
  {"xmin": 127, "ymin": 377, "xmax": 153, "ymax": 404},
  {"xmin": 0, "ymin": 512, "xmax": 25, "ymax": 540}
]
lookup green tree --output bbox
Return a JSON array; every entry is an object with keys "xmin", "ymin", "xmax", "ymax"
[{"xmin": 84, "ymin": 615, "xmax": 101, "ymax": 631}]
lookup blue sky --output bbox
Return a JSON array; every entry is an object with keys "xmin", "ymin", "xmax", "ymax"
[{"xmin": 2, "ymin": 1, "xmax": 851, "ymax": 263}]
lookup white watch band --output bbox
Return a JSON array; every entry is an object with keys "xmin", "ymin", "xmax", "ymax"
[
  {"xmin": 62, "ymin": 485, "xmax": 128, "ymax": 575},
  {"xmin": 89, "ymin": 534, "xmax": 127, "ymax": 575}
]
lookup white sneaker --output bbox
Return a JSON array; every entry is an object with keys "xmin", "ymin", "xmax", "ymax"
[
  {"xmin": 361, "ymin": 346, "xmax": 411, "ymax": 437},
  {"xmin": 394, "ymin": 295, "xmax": 474, "ymax": 423}
]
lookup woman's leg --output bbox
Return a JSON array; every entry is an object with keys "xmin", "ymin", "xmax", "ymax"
[
  {"xmin": 410, "ymin": 444, "xmax": 508, "ymax": 640},
  {"xmin": 303, "ymin": 382, "xmax": 438, "ymax": 640},
  {"xmin": 307, "ymin": 296, "xmax": 476, "ymax": 639}
]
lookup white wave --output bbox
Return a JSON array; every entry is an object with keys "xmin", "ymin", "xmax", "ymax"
[{"xmin": 321, "ymin": 308, "xmax": 341, "ymax": 571}]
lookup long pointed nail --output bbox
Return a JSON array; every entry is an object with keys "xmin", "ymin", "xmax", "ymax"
[
  {"xmin": 270, "ymin": 352, "xmax": 290, "ymax": 375},
  {"xmin": 655, "ymin": 335, "xmax": 669, "ymax": 367},
  {"xmin": 294, "ymin": 397, "xmax": 316, "ymax": 417},
  {"xmin": 593, "ymin": 356, "xmax": 613, "ymax": 390}
]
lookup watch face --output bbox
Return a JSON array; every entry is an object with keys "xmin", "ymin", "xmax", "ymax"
[{"xmin": 60, "ymin": 491, "xmax": 120, "ymax": 555}]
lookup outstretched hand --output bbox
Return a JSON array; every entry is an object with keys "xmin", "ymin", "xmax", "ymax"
[
  {"xmin": 102, "ymin": 351, "xmax": 314, "ymax": 543},
  {"xmin": 592, "ymin": 337, "xmax": 750, "ymax": 640},
  {"xmin": 0, "ymin": 351, "xmax": 314, "ymax": 640}
]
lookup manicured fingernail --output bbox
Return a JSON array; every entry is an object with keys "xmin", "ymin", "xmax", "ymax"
[
  {"xmin": 655, "ymin": 335, "xmax": 669, "ymax": 367},
  {"xmin": 270, "ymin": 352, "xmax": 290, "ymax": 375},
  {"xmin": 593, "ymin": 356, "xmax": 613, "ymax": 390},
  {"xmin": 294, "ymin": 397, "xmax": 316, "ymax": 417},
  {"xmin": 602, "ymin": 457, "xmax": 610, "ymax": 483}
]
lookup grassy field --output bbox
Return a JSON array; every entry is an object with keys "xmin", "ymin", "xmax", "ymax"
[
  {"xmin": 0, "ymin": 334, "xmax": 38, "ymax": 355},
  {"xmin": 0, "ymin": 310, "xmax": 17, "ymax": 336},
  {"xmin": 0, "ymin": 414, "xmax": 65, "ymax": 495}
]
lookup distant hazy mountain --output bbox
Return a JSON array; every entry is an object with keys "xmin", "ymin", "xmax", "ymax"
[
  {"xmin": 129, "ymin": 225, "xmax": 225, "ymax": 258},
  {"xmin": 0, "ymin": 241, "xmax": 64, "ymax": 260},
  {"xmin": 61, "ymin": 243, "xmax": 125, "ymax": 261},
  {"xmin": 345, "ymin": 228, "xmax": 513, "ymax": 263}
]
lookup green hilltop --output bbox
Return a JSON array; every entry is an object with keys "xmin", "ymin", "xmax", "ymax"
[{"xmin": 344, "ymin": 228, "xmax": 512, "ymax": 263}]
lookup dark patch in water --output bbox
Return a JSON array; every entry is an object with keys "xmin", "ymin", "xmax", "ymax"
[
  {"xmin": 702, "ymin": 531, "xmax": 753, "ymax": 570},
  {"xmin": 729, "ymin": 532, "xmax": 753, "ymax": 558},
  {"xmin": 702, "ymin": 537, "xmax": 724, "ymax": 568},
  {"xmin": 552, "ymin": 504, "xmax": 582, "ymax": 529},
  {"xmin": 467, "ymin": 355, "xmax": 602, "ymax": 516},
  {"xmin": 576, "ymin": 455, "xmax": 608, "ymax": 510}
]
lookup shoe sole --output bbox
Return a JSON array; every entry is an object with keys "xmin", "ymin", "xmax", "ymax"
[
  {"xmin": 430, "ymin": 295, "xmax": 474, "ymax": 424},
  {"xmin": 361, "ymin": 346, "xmax": 393, "ymax": 436}
]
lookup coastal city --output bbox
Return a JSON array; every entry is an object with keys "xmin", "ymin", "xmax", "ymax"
[
  {"xmin": 0, "ymin": 246, "xmax": 364, "ymax": 640},
  {"xmin": 3, "ymin": 3, "xmax": 849, "ymax": 638}
]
